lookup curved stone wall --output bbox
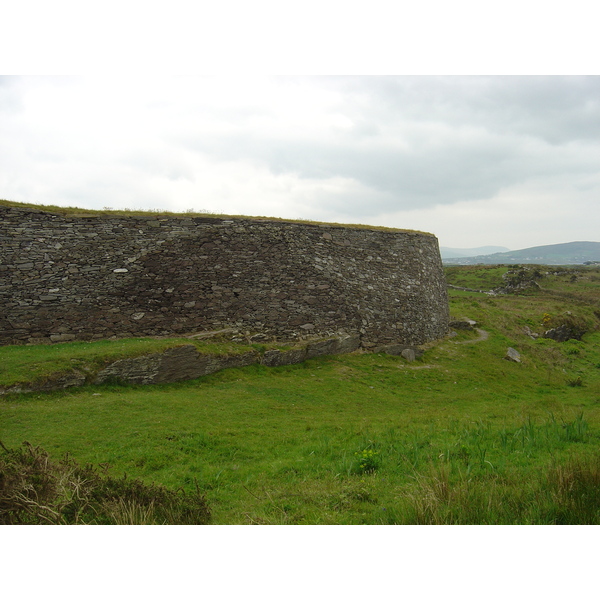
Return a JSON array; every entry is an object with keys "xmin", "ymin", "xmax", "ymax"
[{"xmin": 0, "ymin": 204, "xmax": 449, "ymax": 347}]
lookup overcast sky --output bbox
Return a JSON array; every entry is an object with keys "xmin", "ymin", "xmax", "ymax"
[{"xmin": 1, "ymin": 75, "xmax": 598, "ymax": 250}]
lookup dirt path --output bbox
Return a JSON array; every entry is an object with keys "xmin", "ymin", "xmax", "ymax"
[{"xmin": 453, "ymin": 328, "xmax": 489, "ymax": 344}]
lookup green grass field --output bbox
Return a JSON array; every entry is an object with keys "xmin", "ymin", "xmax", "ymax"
[{"xmin": 2, "ymin": 265, "xmax": 600, "ymax": 524}]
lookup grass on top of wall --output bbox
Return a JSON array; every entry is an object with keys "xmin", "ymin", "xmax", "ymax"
[{"xmin": 0, "ymin": 199, "xmax": 434, "ymax": 236}]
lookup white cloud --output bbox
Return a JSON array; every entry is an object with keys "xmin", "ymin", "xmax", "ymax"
[{"xmin": 1, "ymin": 75, "xmax": 599, "ymax": 250}]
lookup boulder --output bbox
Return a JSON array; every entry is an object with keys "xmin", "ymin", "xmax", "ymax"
[
  {"xmin": 401, "ymin": 348, "xmax": 416, "ymax": 362},
  {"xmin": 543, "ymin": 325, "xmax": 578, "ymax": 342},
  {"xmin": 504, "ymin": 347, "xmax": 521, "ymax": 363}
]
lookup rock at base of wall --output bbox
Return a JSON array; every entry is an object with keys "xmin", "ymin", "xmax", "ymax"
[
  {"xmin": 1, "ymin": 333, "xmax": 400, "ymax": 395},
  {"xmin": 372, "ymin": 343, "xmax": 424, "ymax": 359},
  {"xmin": 305, "ymin": 334, "xmax": 361, "ymax": 359},
  {"xmin": 400, "ymin": 348, "xmax": 416, "ymax": 362},
  {"xmin": 94, "ymin": 345, "xmax": 260, "ymax": 385},
  {"xmin": 93, "ymin": 334, "xmax": 361, "ymax": 386},
  {"xmin": 261, "ymin": 347, "xmax": 308, "ymax": 367}
]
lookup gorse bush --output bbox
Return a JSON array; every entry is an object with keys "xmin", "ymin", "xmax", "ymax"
[{"xmin": 0, "ymin": 441, "xmax": 211, "ymax": 525}]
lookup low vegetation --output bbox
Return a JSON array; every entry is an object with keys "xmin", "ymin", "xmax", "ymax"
[
  {"xmin": 0, "ymin": 441, "xmax": 210, "ymax": 524},
  {"xmin": 1, "ymin": 264, "xmax": 600, "ymax": 524}
]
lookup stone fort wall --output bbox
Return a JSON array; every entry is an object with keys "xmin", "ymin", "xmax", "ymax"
[{"xmin": 0, "ymin": 204, "xmax": 449, "ymax": 347}]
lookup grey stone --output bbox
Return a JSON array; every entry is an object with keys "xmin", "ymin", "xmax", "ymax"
[
  {"xmin": 505, "ymin": 347, "xmax": 521, "ymax": 363},
  {"xmin": 373, "ymin": 344, "xmax": 424, "ymax": 358},
  {"xmin": 401, "ymin": 348, "xmax": 416, "ymax": 362},
  {"xmin": 305, "ymin": 334, "xmax": 360, "ymax": 359},
  {"xmin": 49, "ymin": 333, "xmax": 77, "ymax": 342},
  {"xmin": 544, "ymin": 325, "xmax": 577, "ymax": 342},
  {"xmin": 249, "ymin": 333, "xmax": 269, "ymax": 342},
  {"xmin": 523, "ymin": 326, "xmax": 539, "ymax": 339}
]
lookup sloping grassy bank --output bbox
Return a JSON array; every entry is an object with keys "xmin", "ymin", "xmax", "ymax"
[
  {"xmin": 0, "ymin": 336, "xmax": 287, "ymax": 391},
  {"xmin": 2, "ymin": 266, "xmax": 600, "ymax": 524}
]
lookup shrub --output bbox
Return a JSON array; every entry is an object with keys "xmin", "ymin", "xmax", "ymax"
[{"xmin": 0, "ymin": 441, "xmax": 211, "ymax": 525}]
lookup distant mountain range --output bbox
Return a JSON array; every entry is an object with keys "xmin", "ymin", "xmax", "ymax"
[
  {"xmin": 442, "ymin": 241, "xmax": 600, "ymax": 265},
  {"xmin": 440, "ymin": 246, "xmax": 511, "ymax": 259}
]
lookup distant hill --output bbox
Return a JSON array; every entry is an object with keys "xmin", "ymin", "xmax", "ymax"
[
  {"xmin": 442, "ymin": 241, "xmax": 600, "ymax": 265},
  {"xmin": 440, "ymin": 246, "xmax": 510, "ymax": 259}
]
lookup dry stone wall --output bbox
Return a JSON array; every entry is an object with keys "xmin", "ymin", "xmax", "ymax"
[{"xmin": 0, "ymin": 204, "xmax": 449, "ymax": 347}]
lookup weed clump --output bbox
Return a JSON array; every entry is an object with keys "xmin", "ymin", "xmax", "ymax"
[
  {"xmin": 353, "ymin": 449, "xmax": 380, "ymax": 474},
  {"xmin": 0, "ymin": 441, "xmax": 211, "ymax": 525}
]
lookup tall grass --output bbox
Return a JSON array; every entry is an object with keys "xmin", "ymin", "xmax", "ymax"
[{"xmin": 384, "ymin": 452, "xmax": 600, "ymax": 525}]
